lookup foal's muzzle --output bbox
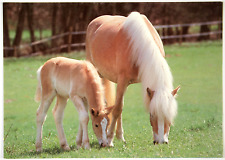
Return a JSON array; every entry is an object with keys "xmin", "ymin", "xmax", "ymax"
[{"xmin": 100, "ymin": 142, "xmax": 107, "ymax": 147}]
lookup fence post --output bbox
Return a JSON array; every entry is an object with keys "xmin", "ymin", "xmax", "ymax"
[{"xmin": 179, "ymin": 27, "xmax": 182, "ymax": 45}]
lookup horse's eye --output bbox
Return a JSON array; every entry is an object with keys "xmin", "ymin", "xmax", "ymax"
[{"xmin": 95, "ymin": 124, "xmax": 98, "ymax": 127}]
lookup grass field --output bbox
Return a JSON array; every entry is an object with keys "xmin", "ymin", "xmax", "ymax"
[{"xmin": 4, "ymin": 40, "xmax": 223, "ymax": 158}]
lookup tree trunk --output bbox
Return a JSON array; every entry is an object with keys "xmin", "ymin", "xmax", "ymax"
[
  {"xmin": 51, "ymin": 3, "xmax": 58, "ymax": 49},
  {"xmin": 3, "ymin": 3, "xmax": 11, "ymax": 57},
  {"xmin": 182, "ymin": 26, "xmax": 189, "ymax": 42},
  {"xmin": 59, "ymin": 3, "xmax": 71, "ymax": 51},
  {"xmin": 198, "ymin": 25, "xmax": 210, "ymax": 41},
  {"xmin": 218, "ymin": 23, "xmax": 222, "ymax": 39},
  {"xmin": 167, "ymin": 20, "xmax": 174, "ymax": 44},
  {"xmin": 139, "ymin": 3, "xmax": 145, "ymax": 14},
  {"xmin": 26, "ymin": 3, "xmax": 36, "ymax": 53},
  {"xmin": 12, "ymin": 3, "xmax": 26, "ymax": 57}
]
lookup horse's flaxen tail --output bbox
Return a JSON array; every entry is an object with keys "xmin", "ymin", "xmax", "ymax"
[{"xmin": 35, "ymin": 66, "xmax": 43, "ymax": 102}]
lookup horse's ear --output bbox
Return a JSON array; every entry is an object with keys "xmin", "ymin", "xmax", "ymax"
[
  {"xmin": 91, "ymin": 108, "xmax": 99, "ymax": 117},
  {"xmin": 147, "ymin": 88, "xmax": 154, "ymax": 100},
  {"xmin": 172, "ymin": 85, "xmax": 180, "ymax": 96},
  {"xmin": 104, "ymin": 106, "xmax": 114, "ymax": 115}
]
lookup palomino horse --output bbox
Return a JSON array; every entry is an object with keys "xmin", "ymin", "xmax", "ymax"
[
  {"xmin": 86, "ymin": 12, "xmax": 180, "ymax": 146},
  {"xmin": 35, "ymin": 57, "xmax": 113, "ymax": 152}
]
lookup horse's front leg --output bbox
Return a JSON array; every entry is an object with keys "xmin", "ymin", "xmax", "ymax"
[
  {"xmin": 71, "ymin": 95, "xmax": 90, "ymax": 149},
  {"xmin": 107, "ymin": 77, "xmax": 128, "ymax": 147},
  {"xmin": 116, "ymin": 114, "xmax": 125, "ymax": 142}
]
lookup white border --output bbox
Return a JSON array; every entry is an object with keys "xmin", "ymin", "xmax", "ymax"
[{"xmin": 0, "ymin": 2, "xmax": 4, "ymax": 159}]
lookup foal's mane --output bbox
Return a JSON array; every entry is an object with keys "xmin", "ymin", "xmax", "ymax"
[
  {"xmin": 123, "ymin": 12, "xmax": 177, "ymax": 123},
  {"xmin": 84, "ymin": 61, "xmax": 105, "ymax": 111}
]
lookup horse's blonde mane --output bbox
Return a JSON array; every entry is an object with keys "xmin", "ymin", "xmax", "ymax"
[{"xmin": 123, "ymin": 12, "xmax": 177, "ymax": 123}]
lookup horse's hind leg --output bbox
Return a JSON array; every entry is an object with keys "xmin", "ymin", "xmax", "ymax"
[
  {"xmin": 52, "ymin": 95, "xmax": 70, "ymax": 151},
  {"xmin": 35, "ymin": 90, "xmax": 55, "ymax": 152}
]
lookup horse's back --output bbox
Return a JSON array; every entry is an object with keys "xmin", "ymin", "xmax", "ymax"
[
  {"xmin": 41, "ymin": 57, "xmax": 89, "ymax": 98},
  {"xmin": 87, "ymin": 15, "xmax": 125, "ymax": 38}
]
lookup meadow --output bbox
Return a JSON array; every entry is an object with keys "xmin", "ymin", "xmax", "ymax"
[{"xmin": 4, "ymin": 40, "xmax": 223, "ymax": 158}]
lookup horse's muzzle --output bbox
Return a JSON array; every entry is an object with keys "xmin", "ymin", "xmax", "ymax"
[{"xmin": 153, "ymin": 140, "xmax": 168, "ymax": 145}]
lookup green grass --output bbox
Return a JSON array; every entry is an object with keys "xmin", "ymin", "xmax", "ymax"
[
  {"xmin": 4, "ymin": 40, "xmax": 223, "ymax": 158},
  {"xmin": 9, "ymin": 29, "xmax": 51, "ymax": 44}
]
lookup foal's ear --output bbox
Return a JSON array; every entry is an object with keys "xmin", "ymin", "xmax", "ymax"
[
  {"xmin": 172, "ymin": 85, "xmax": 181, "ymax": 96},
  {"xmin": 104, "ymin": 106, "xmax": 114, "ymax": 115},
  {"xmin": 147, "ymin": 88, "xmax": 154, "ymax": 100},
  {"xmin": 91, "ymin": 108, "xmax": 99, "ymax": 117}
]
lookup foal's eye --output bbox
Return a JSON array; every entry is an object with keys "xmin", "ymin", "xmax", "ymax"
[{"xmin": 95, "ymin": 124, "xmax": 98, "ymax": 128}]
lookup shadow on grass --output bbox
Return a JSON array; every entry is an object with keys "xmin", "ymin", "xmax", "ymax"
[{"xmin": 19, "ymin": 141, "xmax": 103, "ymax": 157}]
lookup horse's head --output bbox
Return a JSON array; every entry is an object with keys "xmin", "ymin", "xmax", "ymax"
[
  {"xmin": 147, "ymin": 86, "xmax": 180, "ymax": 144},
  {"xmin": 90, "ymin": 106, "xmax": 113, "ymax": 147}
]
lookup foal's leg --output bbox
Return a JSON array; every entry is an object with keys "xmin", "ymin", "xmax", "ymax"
[
  {"xmin": 36, "ymin": 92, "xmax": 55, "ymax": 152},
  {"xmin": 71, "ymin": 95, "xmax": 90, "ymax": 149},
  {"xmin": 76, "ymin": 122, "xmax": 83, "ymax": 149},
  {"xmin": 52, "ymin": 95, "xmax": 70, "ymax": 151},
  {"xmin": 107, "ymin": 77, "xmax": 128, "ymax": 146}
]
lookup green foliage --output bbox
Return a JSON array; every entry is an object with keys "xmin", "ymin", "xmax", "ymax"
[
  {"xmin": 4, "ymin": 41, "xmax": 222, "ymax": 158},
  {"xmin": 9, "ymin": 29, "xmax": 52, "ymax": 43}
]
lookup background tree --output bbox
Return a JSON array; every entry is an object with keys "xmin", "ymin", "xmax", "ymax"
[
  {"xmin": 3, "ymin": 2, "xmax": 222, "ymax": 57},
  {"xmin": 3, "ymin": 3, "xmax": 11, "ymax": 57}
]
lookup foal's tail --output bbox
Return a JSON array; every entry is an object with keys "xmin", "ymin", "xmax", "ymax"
[{"xmin": 35, "ymin": 66, "xmax": 43, "ymax": 102}]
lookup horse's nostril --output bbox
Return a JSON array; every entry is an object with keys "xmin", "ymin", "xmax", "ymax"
[
  {"xmin": 100, "ymin": 143, "xmax": 106, "ymax": 147},
  {"xmin": 164, "ymin": 141, "xmax": 168, "ymax": 144}
]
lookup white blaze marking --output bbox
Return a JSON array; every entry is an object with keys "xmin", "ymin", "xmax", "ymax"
[
  {"xmin": 158, "ymin": 118, "xmax": 164, "ymax": 143},
  {"xmin": 101, "ymin": 117, "xmax": 108, "ymax": 141}
]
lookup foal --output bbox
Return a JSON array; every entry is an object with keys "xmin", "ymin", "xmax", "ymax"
[{"xmin": 35, "ymin": 57, "xmax": 113, "ymax": 152}]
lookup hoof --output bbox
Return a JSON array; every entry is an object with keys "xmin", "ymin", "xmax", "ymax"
[
  {"xmin": 84, "ymin": 143, "xmax": 91, "ymax": 150},
  {"xmin": 108, "ymin": 141, "xmax": 114, "ymax": 147},
  {"xmin": 76, "ymin": 144, "xmax": 82, "ymax": 150},
  {"xmin": 36, "ymin": 143, "xmax": 42, "ymax": 153},
  {"xmin": 116, "ymin": 134, "xmax": 126, "ymax": 143},
  {"xmin": 36, "ymin": 147, "xmax": 42, "ymax": 153},
  {"xmin": 62, "ymin": 145, "xmax": 70, "ymax": 151}
]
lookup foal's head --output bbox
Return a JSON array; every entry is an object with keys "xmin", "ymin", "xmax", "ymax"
[
  {"xmin": 147, "ymin": 86, "xmax": 180, "ymax": 144},
  {"xmin": 90, "ymin": 106, "xmax": 113, "ymax": 147}
]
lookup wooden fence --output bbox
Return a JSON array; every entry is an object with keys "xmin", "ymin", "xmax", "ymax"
[{"xmin": 3, "ymin": 21, "xmax": 222, "ymax": 57}]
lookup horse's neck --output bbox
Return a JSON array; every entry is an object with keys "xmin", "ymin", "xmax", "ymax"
[{"xmin": 86, "ymin": 81, "xmax": 105, "ymax": 111}]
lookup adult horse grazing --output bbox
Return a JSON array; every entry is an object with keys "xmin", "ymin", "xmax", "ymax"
[
  {"xmin": 86, "ymin": 12, "xmax": 180, "ymax": 146},
  {"xmin": 35, "ymin": 57, "xmax": 113, "ymax": 152}
]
